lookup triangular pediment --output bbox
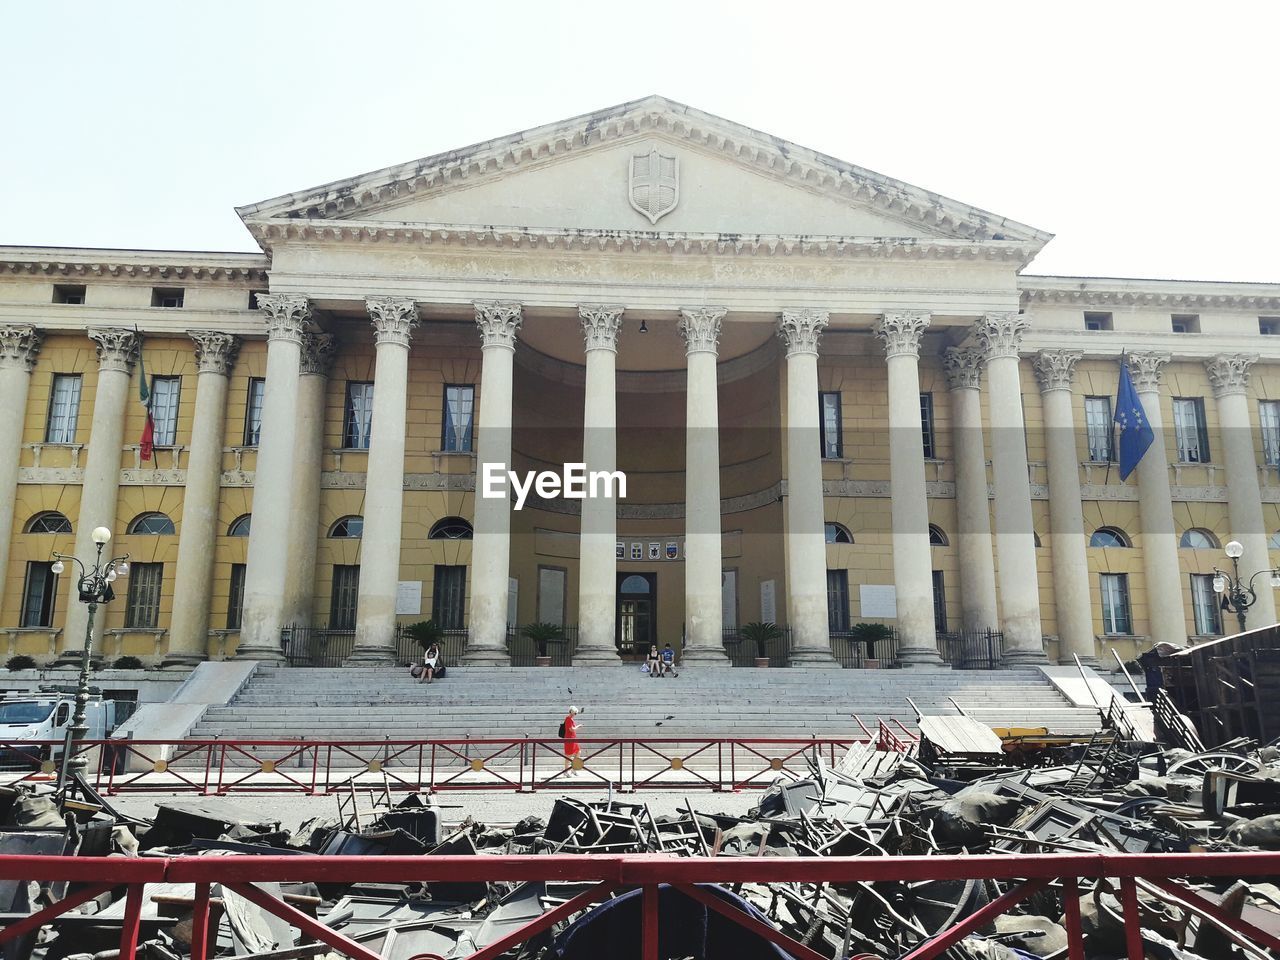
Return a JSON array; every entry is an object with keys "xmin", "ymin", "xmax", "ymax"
[{"xmin": 239, "ymin": 96, "xmax": 1050, "ymax": 248}]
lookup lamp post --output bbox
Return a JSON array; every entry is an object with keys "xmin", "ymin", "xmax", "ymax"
[
  {"xmin": 1212, "ymin": 539, "xmax": 1280, "ymax": 635},
  {"xmin": 51, "ymin": 526, "xmax": 128, "ymax": 789}
]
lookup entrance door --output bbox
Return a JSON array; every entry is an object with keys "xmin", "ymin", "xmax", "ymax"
[{"xmin": 616, "ymin": 572, "xmax": 656, "ymax": 657}]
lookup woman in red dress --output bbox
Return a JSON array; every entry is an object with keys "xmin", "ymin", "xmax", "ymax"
[{"xmin": 562, "ymin": 705, "xmax": 581, "ymax": 775}]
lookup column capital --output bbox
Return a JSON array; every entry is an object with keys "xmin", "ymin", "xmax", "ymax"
[
  {"xmin": 300, "ymin": 332, "xmax": 337, "ymax": 376},
  {"xmin": 579, "ymin": 304, "xmax": 625, "ymax": 353},
  {"xmin": 1127, "ymin": 352, "xmax": 1171, "ymax": 393},
  {"xmin": 873, "ymin": 311, "xmax": 929, "ymax": 359},
  {"xmin": 976, "ymin": 311, "xmax": 1029, "ymax": 361},
  {"xmin": 678, "ymin": 306, "xmax": 726, "ymax": 356},
  {"xmin": 366, "ymin": 296, "xmax": 420, "ymax": 347},
  {"xmin": 257, "ymin": 294, "xmax": 312, "ymax": 343},
  {"xmin": 779, "ymin": 308, "xmax": 830, "ymax": 357},
  {"xmin": 87, "ymin": 327, "xmax": 138, "ymax": 374},
  {"xmin": 1032, "ymin": 350, "xmax": 1083, "ymax": 394},
  {"xmin": 0, "ymin": 324, "xmax": 42, "ymax": 372},
  {"xmin": 1205, "ymin": 353, "xmax": 1258, "ymax": 398},
  {"xmin": 943, "ymin": 346, "xmax": 985, "ymax": 390},
  {"xmin": 475, "ymin": 300, "xmax": 523, "ymax": 349},
  {"xmin": 188, "ymin": 330, "xmax": 241, "ymax": 376}
]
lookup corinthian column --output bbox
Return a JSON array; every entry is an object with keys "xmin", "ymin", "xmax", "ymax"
[
  {"xmin": 165, "ymin": 332, "xmax": 239, "ymax": 666},
  {"xmin": 283, "ymin": 332, "xmax": 335, "ymax": 630},
  {"xmin": 65, "ymin": 328, "xmax": 137, "ymax": 654},
  {"xmin": 943, "ymin": 347, "xmax": 998, "ymax": 633},
  {"xmin": 1207, "ymin": 354, "xmax": 1276, "ymax": 627},
  {"xmin": 875, "ymin": 312, "xmax": 941, "ymax": 665},
  {"xmin": 238, "ymin": 295, "xmax": 310, "ymax": 660},
  {"xmin": 574, "ymin": 305, "xmax": 624, "ymax": 665},
  {"xmin": 1129, "ymin": 353, "xmax": 1187, "ymax": 645},
  {"xmin": 778, "ymin": 309, "xmax": 839, "ymax": 667},
  {"xmin": 976, "ymin": 312, "xmax": 1045, "ymax": 663},
  {"xmin": 350, "ymin": 298, "xmax": 419, "ymax": 662},
  {"xmin": 0, "ymin": 326, "xmax": 41, "ymax": 575},
  {"xmin": 1033, "ymin": 350, "xmax": 1097, "ymax": 665},
  {"xmin": 679, "ymin": 307, "xmax": 729, "ymax": 663},
  {"xmin": 465, "ymin": 301, "xmax": 522, "ymax": 664}
]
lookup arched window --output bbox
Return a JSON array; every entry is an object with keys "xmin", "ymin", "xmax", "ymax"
[
  {"xmin": 1180, "ymin": 528, "xmax": 1219, "ymax": 550},
  {"xmin": 824, "ymin": 522, "xmax": 852, "ymax": 545},
  {"xmin": 329, "ymin": 516, "xmax": 363, "ymax": 539},
  {"xmin": 25, "ymin": 512, "xmax": 72, "ymax": 534},
  {"xmin": 619, "ymin": 575, "xmax": 650, "ymax": 594},
  {"xmin": 429, "ymin": 517, "xmax": 473, "ymax": 540},
  {"xmin": 127, "ymin": 512, "xmax": 175, "ymax": 535},
  {"xmin": 928, "ymin": 525, "xmax": 949, "ymax": 547},
  {"xmin": 227, "ymin": 515, "xmax": 251, "ymax": 537},
  {"xmin": 1090, "ymin": 526, "xmax": 1131, "ymax": 548}
]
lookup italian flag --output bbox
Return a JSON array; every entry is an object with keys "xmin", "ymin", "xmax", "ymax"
[{"xmin": 137, "ymin": 332, "xmax": 154, "ymax": 462}]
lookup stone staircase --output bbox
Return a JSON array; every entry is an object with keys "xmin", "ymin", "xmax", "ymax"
[{"xmin": 191, "ymin": 665, "xmax": 1103, "ymax": 743}]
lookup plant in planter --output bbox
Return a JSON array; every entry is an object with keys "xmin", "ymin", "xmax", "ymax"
[
  {"xmin": 848, "ymin": 622, "xmax": 893, "ymax": 663},
  {"xmin": 405, "ymin": 620, "xmax": 445, "ymax": 655},
  {"xmin": 5, "ymin": 655, "xmax": 37, "ymax": 671},
  {"xmin": 112, "ymin": 655, "xmax": 145, "ymax": 670},
  {"xmin": 739, "ymin": 621, "xmax": 782, "ymax": 667},
  {"xmin": 520, "ymin": 622, "xmax": 563, "ymax": 665}
]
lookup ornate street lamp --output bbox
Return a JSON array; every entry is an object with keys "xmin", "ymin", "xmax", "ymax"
[
  {"xmin": 1212, "ymin": 539, "xmax": 1280, "ymax": 635},
  {"xmin": 50, "ymin": 526, "xmax": 128, "ymax": 789}
]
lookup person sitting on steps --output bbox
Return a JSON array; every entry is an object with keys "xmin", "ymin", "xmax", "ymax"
[
  {"xmin": 661, "ymin": 642, "xmax": 679, "ymax": 678},
  {"xmin": 645, "ymin": 644, "xmax": 664, "ymax": 678}
]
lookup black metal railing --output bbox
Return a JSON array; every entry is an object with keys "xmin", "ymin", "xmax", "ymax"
[
  {"xmin": 829, "ymin": 630, "xmax": 899, "ymax": 669},
  {"xmin": 396, "ymin": 628, "xmax": 468, "ymax": 667},
  {"xmin": 508, "ymin": 626, "xmax": 578, "ymax": 667},
  {"xmin": 721, "ymin": 627, "xmax": 792, "ymax": 667},
  {"xmin": 940, "ymin": 629, "xmax": 1004, "ymax": 670}
]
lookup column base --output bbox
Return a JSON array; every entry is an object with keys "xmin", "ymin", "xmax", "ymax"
[
  {"xmin": 233, "ymin": 644, "xmax": 287, "ymax": 663},
  {"xmin": 462, "ymin": 644, "xmax": 511, "ymax": 666},
  {"xmin": 343, "ymin": 645, "xmax": 397, "ymax": 665},
  {"xmin": 895, "ymin": 646, "xmax": 946, "ymax": 668},
  {"xmin": 159, "ymin": 653, "xmax": 207, "ymax": 670},
  {"xmin": 1002, "ymin": 647, "xmax": 1051, "ymax": 666},
  {"xmin": 787, "ymin": 647, "xmax": 842, "ymax": 669},
  {"xmin": 680, "ymin": 646, "xmax": 730, "ymax": 664},
  {"xmin": 572, "ymin": 646, "xmax": 622, "ymax": 666}
]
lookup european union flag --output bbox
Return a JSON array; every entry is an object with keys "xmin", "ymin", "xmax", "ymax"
[{"xmin": 1114, "ymin": 357, "xmax": 1154, "ymax": 481}]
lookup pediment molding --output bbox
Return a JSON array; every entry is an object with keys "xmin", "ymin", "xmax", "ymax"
[{"xmin": 238, "ymin": 95, "xmax": 1050, "ymax": 250}]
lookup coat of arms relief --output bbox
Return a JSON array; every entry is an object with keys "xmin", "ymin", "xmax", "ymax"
[{"xmin": 628, "ymin": 144, "xmax": 679, "ymax": 224}]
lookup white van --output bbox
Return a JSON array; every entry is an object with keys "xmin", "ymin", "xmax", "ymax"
[{"xmin": 0, "ymin": 696, "xmax": 117, "ymax": 767}]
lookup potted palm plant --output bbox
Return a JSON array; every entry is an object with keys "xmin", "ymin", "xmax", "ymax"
[
  {"xmin": 405, "ymin": 620, "xmax": 445, "ymax": 657},
  {"xmin": 848, "ymin": 622, "xmax": 893, "ymax": 668},
  {"xmin": 520, "ymin": 622, "xmax": 563, "ymax": 666},
  {"xmin": 739, "ymin": 621, "xmax": 782, "ymax": 668}
]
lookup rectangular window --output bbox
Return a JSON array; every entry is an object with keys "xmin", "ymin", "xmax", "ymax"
[
  {"xmin": 1260, "ymin": 317, "xmax": 1280, "ymax": 336},
  {"xmin": 243, "ymin": 378, "xmax": 265, "ymax": 446},
  {"xmin": 432, "ymin": 565, "xmax": 467, "ymax": 630},
  {"xmin": 149, "ymin": 376, "xmax": 181, "ymax": 447},
  {"xmin": 329, "ymin": 565, "xmax": 360, "ymax": 630},
  {"xmin": 920, "ymin": 393, "xmax": 936, "ymax": 459},
  {"xmin": 442, "ymin": 384, "xmax": 475, "ymax": 452},
  {"xmin": 819, "ymin": 391, "xmax": 842, "ymax": 459},
  {"xmin": 343, "ymin": 382, "xmax": 374, "ymax": 449},
  {"xmin": 1261, "ymin": 401, "xmax": 1280, "ymax": 467},
  {"xmin": 1084, "ymin": 396, "xmax": 1115, "ymax": 463},
  {"xmin": 226, "ymin": 564, "xmax": 247, "ymax": 630},
  {"xmin": 150, "ymin": 287, "xmax": 184, "ymax": 308},
  {"xmin": 1190, "ymin": 573, "xmax": 1222, "ymax": 636},
  {"xmin": 52, "ymin": 284, "xmax": 85, "ymax": 305},
  {"xmin": 1100, "ymin": 573, "xmax": 1132, "ymax": 635},
  {"xmin": 125, "ymin": 563, "xmax": 163, "ymax": 629},
  {"xmin": 932, "ymin": 570, "xmax": 947, "ymax": 634},
  {"xmin": 20, "ymin": 562, "xmax": 57, "ymax": 628},
  {"xmin": 1084, "ymin": 311, "xmax": 1113, "ymax": 331},
  {"xmin": 45, "ymin": 374, "xmax": 82, "ymax": 444},
  {"xmin": 537, "ymin": 566, "xmax": 566, "ymax": 627},
  {"xmin": 1171, "ymin": 314, "xmax": 1200, "ymax": 333},
  {"xmin": 1173, "ymin": 397, "xmax": 1210, "ymax": 463},
  {"xmin": 826, "ymin": 569, "xmax": 850, "ymax": 632}
]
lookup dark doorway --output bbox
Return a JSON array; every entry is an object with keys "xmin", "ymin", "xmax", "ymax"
[{"xmin": 616, "ymin": 572, "xmax": 656, "ymax": 657}]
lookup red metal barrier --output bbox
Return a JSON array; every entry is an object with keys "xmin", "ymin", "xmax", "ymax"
[
  {"xmin": 1, "ymin": 852, "xmax": 1278, "ymax": 960},
  {"xmin": 0, "ymin": 736, "xmax": 860, "ymax": 795}
]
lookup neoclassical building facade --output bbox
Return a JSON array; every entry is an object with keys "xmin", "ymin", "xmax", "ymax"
[{"xmin": 2, "ymin": 96, "xmax": 1279, "ymax": 668}]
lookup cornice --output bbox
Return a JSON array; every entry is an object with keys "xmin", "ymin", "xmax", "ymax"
[
  {"xmin": 0, "ymin": 247, "xmax": 269, "ymax": 284},
  {"xmin": 1020, "ymin": 275, "xmax": 1280, "ymax": 311},
  {"xmin": 238, "ymin": 95, "xmax": 1050, "ymax": 248},
  {"xmin": 244, "ymin": 219, "xmax": 1038, "ymax": 263}
]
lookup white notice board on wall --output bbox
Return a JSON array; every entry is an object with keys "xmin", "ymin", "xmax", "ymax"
[
  {"xmin": 859, "ymin": 584, "xmax": 897, "ymax": 619},
  {"xmin": 395, "ymin": 581, "xmax": 422, "ymax": 616},
  {"xmin": 760, "ymin": 579, "xmax": 777, "ymax": 623}
]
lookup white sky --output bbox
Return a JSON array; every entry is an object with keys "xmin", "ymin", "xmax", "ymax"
[{"xmin": 2, "ymin": 1, "xmax": 1276, "ymax": 282}]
